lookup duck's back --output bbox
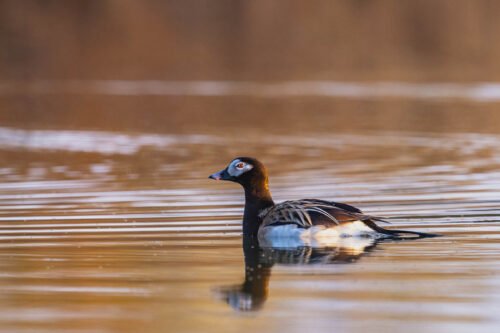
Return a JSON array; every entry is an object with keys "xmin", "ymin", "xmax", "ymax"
[{"xmin": 259, "ymin": 199, "xmax": 372, "ymax": 228}]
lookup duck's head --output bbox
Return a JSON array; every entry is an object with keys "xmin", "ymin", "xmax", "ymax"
[{"xmin": 209, "ymin": 157, "xmax": 269, "ymax": 190}]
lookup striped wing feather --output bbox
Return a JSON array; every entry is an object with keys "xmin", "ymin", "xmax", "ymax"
[{"xmin": 259, "ymin": 199, "xmax": 382, "ymax": 228}]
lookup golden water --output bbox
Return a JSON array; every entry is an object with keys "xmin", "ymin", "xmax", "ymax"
[{"xmin": 0, "ymin": 93, "xmax": 499, "ymax": 333}]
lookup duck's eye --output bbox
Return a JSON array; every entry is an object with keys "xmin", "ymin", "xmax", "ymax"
[{"xmin": 235, "ymin": 162, "xmax": 245, "ymax": 169}]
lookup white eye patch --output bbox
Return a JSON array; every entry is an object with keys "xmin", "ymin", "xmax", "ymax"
[{"xmin": 227, "ymin": 159, "xmax": 254, "ymax": 177}]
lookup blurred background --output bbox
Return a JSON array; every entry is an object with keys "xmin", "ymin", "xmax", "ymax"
[
  {"xmin": 1, "ymin": 0, "xmax": 500, "ymax": 133},
  {"xmin": 1, "ymin": 2, "xmax": 500, "ymax": 333}
]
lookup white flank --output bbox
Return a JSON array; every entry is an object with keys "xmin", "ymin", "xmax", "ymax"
[{"xmin": 258, "ymin": 221, "xmax": 379, "ymax": 248}]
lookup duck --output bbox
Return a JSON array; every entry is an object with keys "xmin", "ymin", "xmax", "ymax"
[{"xmin": 209, "ymin": 157, "xmax": 438, "ymax": 245}]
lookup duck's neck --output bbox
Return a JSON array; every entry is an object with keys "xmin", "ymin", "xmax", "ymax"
[{"xmin": 242, "ymin": 183, "xmax": 274, "ymax": 237}]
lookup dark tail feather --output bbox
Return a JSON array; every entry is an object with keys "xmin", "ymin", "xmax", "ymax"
[
  {"xmin": 357, "ymin": 214, "xmax": 391, "ymax": 224},
  {"xmin": 369, "ymin": 216, "xmax": 392, "ymax": 224},
  {"xmin": 380, "ymin": 228, "xmax": 441, "ymax": 239},
  {"xmin": 363, "ymin": 219, "xmax": 441, "ymax": 239}
]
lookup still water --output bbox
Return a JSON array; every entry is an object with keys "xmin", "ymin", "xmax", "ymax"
[{"xmin": 0, "ymin": 97, "xmax": 499, "ymax": 332}]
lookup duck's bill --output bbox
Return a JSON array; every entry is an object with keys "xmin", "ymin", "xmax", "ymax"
[{"xmin": 208, "ymin": 169, "xmax": 231, "ymax": 181}]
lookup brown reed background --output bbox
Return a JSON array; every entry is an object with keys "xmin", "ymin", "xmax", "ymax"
[{"xmin": 1, "ymin": 1, "xmax": 500, "ymax": 133}]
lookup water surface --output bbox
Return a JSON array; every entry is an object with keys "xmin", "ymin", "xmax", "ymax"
[{"xmin": 0, "ymin": 104, "xmax": 499, "ymax": 333}]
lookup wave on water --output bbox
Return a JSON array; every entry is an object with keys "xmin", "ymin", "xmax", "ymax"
[
  {"xmin": 3, "ymin": 80, "xmax": 500, "ymax": 102},
  {"xmin": 0, "ymin": 126, "xmax": 214, "ymax": 155}
]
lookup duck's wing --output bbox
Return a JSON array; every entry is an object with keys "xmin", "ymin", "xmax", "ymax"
[
  {"xmin": 259, "ymin": 199, "xmax": 440, "ymax": 239},
  {"xmin": 259, "ymin": 199, "xmax": 382, "ymax": 229},
  {"xmin": 296, "ymin": 199, "xmax": 362, "ymax": 213}
]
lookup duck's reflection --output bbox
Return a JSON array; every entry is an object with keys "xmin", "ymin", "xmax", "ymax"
[{"xmin": 216, "ymin": 236, "xmax": 378, "ymax": 311}]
